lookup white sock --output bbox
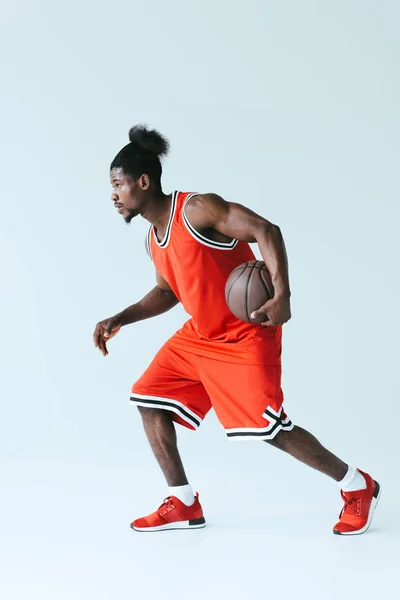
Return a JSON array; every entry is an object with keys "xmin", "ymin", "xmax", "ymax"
[
  {"xmin": 169, "ymin": 484, "xmax": 195, "ymax": 506},
  {"xmin": 338, "ymin": 466, "xmax": 367, "ymax": 492}
]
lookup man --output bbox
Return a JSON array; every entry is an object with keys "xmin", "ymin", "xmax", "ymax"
[{"xmin": 93, "ymin": 125, "xmax": 380, "ymax": 534}]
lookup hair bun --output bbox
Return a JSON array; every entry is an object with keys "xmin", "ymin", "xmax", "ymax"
[{"xmin": 128, "ymin": 125, "xmax": 169, "ymax": 158}]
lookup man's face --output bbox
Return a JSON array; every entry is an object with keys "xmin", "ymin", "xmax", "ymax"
[{"xmin": 110, "ymin": 168, "xmax": 148, "ymax": 224}]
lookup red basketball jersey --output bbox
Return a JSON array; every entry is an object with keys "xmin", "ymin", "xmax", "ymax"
[{"xmin": 146, "ymin": 191, "xmax": 263, "ymax": 339}]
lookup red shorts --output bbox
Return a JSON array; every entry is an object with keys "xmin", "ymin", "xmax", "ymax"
[{"xmin": 130, "ymin": 325, "xmax": 293, "ymax": 441}]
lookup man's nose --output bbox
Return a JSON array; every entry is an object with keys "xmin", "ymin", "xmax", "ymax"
[{"xmin": 111, "ymin": 192, "xmax": 119, "ymax": 202}]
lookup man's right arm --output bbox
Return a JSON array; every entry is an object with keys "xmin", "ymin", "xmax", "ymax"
[
  {"xmin": 93, "ymin": 271, "xmax": 179, "ymax": 356},
  {"xmin": 117, "ymin": 271, "xmax": 179, "ymax": 326}
]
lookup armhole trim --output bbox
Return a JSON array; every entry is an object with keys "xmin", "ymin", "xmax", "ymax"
[{"xmin": 182, "ymin": 194, "xmax": 239, "ymax": 250}]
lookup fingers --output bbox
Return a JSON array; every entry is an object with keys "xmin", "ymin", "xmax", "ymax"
[
  {"xmin": 251, "ymin": 299, "xmax": 291, "ymax": 327},
  {"xmin": 261, "ymin": 315, "xmax": 290, "ymax": 327},
  {"xmin": 105, "ymin": 318, "xmax": 116, "ymax": 337},
  {"xmin": 98, "ymin": 334, "xmax": 108, "ymax": 356},
  {"xmin": 250, "ymin": 309, "xmax": 270, "ymax": 323},
  {"xmin": 93, "ymin": 326, "xmax": 102, "ymax": 349},
  {"xmin": 102, "ymin": 340, "xmax": 109, "ymax": 356},
  {"xmin": 93, "ymin": 323, "xmax": 108, "ymax": 356},
  {"xmin": 105, "ymin": 320, "xmax": 122, "ymax": 341},
  {"xmin": 251, "ymin": 308, "xmax": 279, "ymax": 326},
  {"xmin": 93, "ymin": 317, "xmax": 122, "ymax": 356}
]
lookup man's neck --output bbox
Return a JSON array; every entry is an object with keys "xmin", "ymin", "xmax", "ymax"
[{"xmin": 141, "ymin": 191, "xmax": 173, "ymax": 230}]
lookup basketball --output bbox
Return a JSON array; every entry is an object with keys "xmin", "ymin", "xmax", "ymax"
[{"xmin": 225, "ymin": 260, "xmax": 274, "ymax": 324}]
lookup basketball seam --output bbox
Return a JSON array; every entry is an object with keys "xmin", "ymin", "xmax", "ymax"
[
  {"xmin": 226, "ymin": 263, "xmax": 249, "ymax": 306},
  {"xmin": 245, "ymin": 263, "xmax": 258, "ymax": 323},
  {"xmin": 257, "ymin": 266, "xmax": 271, "ymax": 297}
]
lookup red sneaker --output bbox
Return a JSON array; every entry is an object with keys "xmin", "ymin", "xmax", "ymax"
[
  {"xmin": 333, "ymin": 469, "xmax": 381, "ymax": 535},
  {"xmin": 130, "ymin": 493, "xmax": 206, "ymax": 532}
]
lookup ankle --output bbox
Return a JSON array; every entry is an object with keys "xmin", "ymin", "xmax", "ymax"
[
  {"xmin": 338, "ymin": 466, "xmax": 367, "ymax": 492},
  {"xmin": 169, "ymin": 483, "xmax": 195, "ymax": 506}
]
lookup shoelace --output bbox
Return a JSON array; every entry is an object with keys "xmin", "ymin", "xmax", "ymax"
[
  {"xmin": 339, "ymin": 492, "xmax": 361, "ymax": 518},
  {"xmin": 158, "ymin": 497, "xmax": 174, "ymax": 511}
]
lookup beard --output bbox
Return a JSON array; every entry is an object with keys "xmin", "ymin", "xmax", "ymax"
[{"xmin": 124, "ymin": 208, "xmax": 137, "ymax": 224}]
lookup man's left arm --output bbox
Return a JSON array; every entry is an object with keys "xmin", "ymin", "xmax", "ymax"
[{"xmin": 184, "ymin": 193, "xmax": 291, "ymax": 325}]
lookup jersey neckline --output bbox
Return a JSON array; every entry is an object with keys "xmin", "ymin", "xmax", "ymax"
[{"xmin": 152, "ymin": 191, "xmax": 178, "ymax": 248}]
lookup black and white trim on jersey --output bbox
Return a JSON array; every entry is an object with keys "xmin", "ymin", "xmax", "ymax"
[
  {"xmin": 130, "ymin": 393, "xmax": 202, "ymax": 429},
  {"xmin": 153, "ymin": 191, "xmax": 178, "ymax": 248},
  {"xmin": 145, "ymin": 226, "xmax": 153, "ymax": 261},
  {"xmin": 182, "ymin": 193, "xmax": 239, "ymax": 250},
  {"xmin": 225, "ymin": 406, "xmax": 294, "ymax": 441}
]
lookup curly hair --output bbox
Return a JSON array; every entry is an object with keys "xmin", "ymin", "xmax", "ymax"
[{"xmin": 110, "ymin": 124, "xmax": 170, "ymax": 188}]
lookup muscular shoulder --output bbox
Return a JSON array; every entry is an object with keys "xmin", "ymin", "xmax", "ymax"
[{"xmin": 185, "ymin": 193, "xmax": 228, "ymax": 229}]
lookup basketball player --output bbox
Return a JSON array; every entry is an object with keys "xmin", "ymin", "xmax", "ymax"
[{"xmin": 93, "ymin": 125, "xmax": 380, "ymax": 535}]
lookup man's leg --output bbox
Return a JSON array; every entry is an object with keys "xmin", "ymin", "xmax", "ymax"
[
  {"xmin": 139, "ymin": 408, "xmax": 347, "ymax": 484},
  {"xmin": 266, "ymin": 424, "xmax": 381, "ymax": 535},
  {"xmin": 129, "ymin": 339, "xmax": 211, "ymax": 531},
  {"xmin": 266, "ymin": 425, "xmax": 348, "ymax": 481},
  {"xmin": 138, "ymin": 406, "xmax": 189, "ymax": 486},
  {"xmin": 130, "ymin": 406, "xmax": 206, "ymax": 532}
]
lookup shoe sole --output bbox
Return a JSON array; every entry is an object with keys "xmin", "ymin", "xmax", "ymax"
[
  {"xmin": 130, "ymin": 517, "xmax": 206, "ymax": 532},
  {"xmin": 333, "ymin": 480, "xmax": 382, "ymax": 536}
]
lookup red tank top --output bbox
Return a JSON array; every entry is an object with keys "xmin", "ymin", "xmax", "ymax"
[{"xmin": 146, "ymin": 191, "xmax": 262, "ymax": 342}]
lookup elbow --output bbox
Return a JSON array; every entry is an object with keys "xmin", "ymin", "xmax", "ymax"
[
  {"xmin": 269, "ymin": 221, "xmax": 282, "ymax": 235},
  {"xmin": 273, "ymin": 224, "xmax": 283, "ymax": 240},
  {"xmin": 256, "ymin": 220, "xmax": 281, "ymax": 239}
]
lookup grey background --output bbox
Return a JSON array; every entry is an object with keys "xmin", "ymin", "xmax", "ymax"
[{"xmin": 1, "ymin": 1, "xmax": 399, "ymax": 598}]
